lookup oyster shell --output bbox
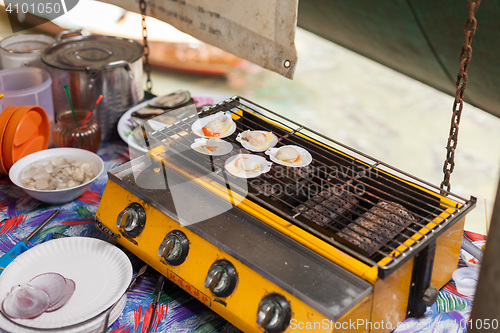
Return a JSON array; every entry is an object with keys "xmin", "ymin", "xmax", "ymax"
[
  {"xmin": 224, "ymin": 154, "xmax": 272, "ymax": 178},
  {"xmin": 148, "ymin": 90, "xmax": 192, "ymax": 109},
  {"xmin": 2, "ymin": 284, "xmax": 50, "ymax": 319},
  {"xmin": 191, "ymin": 138, "xmax": 233, "ymax": 156},
  {"xmin": 131, "ymin": 107, "xmax": 168, "ymax": 119},
  {"xmin": 191, "ymin": 112, "xmax": 236, "ymax": 138},
  {"xmin": 265, "ymin": 145, "xmax": 312, "ymax": 167},
  {"xmin": 236, "ymin": 130, "xmax": 278, "ymax": 152}
]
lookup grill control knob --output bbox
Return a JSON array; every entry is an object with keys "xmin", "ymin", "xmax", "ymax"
[
  {"xmin": 257, "ymin": 294, "xmax": 291, "ymax": 333},
  {"xmin": 204, "ymin": 260, "xmax": 237, "ymax": 297},
  {"xmin": 158, "ymin": 230, "xmax": 189, "ymax": 266},
  {"xmin": 116, "ymin": 202, "xmax": 146, "ymax": 237}
]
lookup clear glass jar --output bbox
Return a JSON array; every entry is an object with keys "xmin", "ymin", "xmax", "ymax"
[{"xmin": 53, "ymin": 110, "xmax": 101, "ymax": 153}]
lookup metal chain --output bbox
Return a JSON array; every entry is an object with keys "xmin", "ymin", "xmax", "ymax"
[
  {"xmin": 139, "ymin": 0, "xmax": 153, "ymax": 93},
  {"xmin": 440, "ymin": 0, "xmax": 481, "ymax": 195}
]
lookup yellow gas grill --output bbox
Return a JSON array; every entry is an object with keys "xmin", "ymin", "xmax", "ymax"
[{"xmin": 95, "ymin": 96, "xmax": 475, "ymax": 332}]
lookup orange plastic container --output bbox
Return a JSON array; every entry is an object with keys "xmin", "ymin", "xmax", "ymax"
[{"xmin": 0, "ymin": 105, "xmax": 49, "ymax": 174}]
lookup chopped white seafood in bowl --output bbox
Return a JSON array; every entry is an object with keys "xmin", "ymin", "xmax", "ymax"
[
  {"xmin": 265, "ymin": 145, "xmax": 312, "ymax": 167},
  {"xmin": 8, "ymin": 148, "xmax": 104, "ymax": 204},
  {"xmin": 191, "ymin": 111, "xmax": 236, "ymax": 138},
  {"xmin": 20, "ymin": 157, "xmax": 96, "ymax": 191},
  {"xmin": 224, "ymin": 154, "xmax": 272, "ymax": 178},
  {"xmin": 236, "ymin": 130, "xmax": 278, "ymax": 152},
  {"xmin": 191, "ymin": 138, "xmax": 233, "ymax": 156}
]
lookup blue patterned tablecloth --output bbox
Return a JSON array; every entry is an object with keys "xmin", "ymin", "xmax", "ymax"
[{"xmin": 0, "ymin": 141, "xmax": 482, "ymax": 333}]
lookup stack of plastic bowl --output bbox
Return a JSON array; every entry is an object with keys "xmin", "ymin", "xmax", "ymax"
[{"xmin": 0, "ymin": 105, "xmax": 50, "ymax": 175}]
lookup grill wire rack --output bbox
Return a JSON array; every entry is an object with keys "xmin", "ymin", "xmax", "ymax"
[{"xmin": 141, "ymin": 96, "xmax": 476, "ymax": 278}]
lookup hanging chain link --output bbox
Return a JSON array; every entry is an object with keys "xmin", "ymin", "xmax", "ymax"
[
  {"xmin": 139, "ymin": 0, "xmax": 153, "ymax": 94},
  {"xmin": 440, "ymin": 0, "xmax": 481, "ymax": 195}
]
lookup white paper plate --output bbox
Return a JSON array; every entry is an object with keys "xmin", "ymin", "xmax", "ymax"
[
  {"xmin": 265, "ymin": 145, "xmax": 312, "ymax": 167},
  {"xmin": 224, "ymin": 154, "xmax": 272, "ymax": 178},
  {"xmin": 236, "ymin": 130, "xmax": 278, "ymax": 152},
  {"xmin": 191, "ymin": 138, "xmax": 234, "ymax": 156},
  {"xmin": 118, "ymin": 94, "xmax": 229, "ymax": 155},
  {"xmin": 0, "ymin": 237, "xmax": 132, "ymax": 330},
  {"xmin": 191, "ymin": 111, "xmax": 236, "ymax": 139}
]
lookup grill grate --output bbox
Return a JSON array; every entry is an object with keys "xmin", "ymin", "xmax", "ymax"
[{"xmin": 142, "ymin": 96, "xmax": 475, "ymax": 276}]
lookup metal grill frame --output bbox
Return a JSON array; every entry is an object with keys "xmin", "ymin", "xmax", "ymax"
[{"xmin": 140, "ymin": 96, "xmax": 476, "ymax": 278}]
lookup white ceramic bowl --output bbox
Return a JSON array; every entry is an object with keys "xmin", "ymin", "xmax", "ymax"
[{"xmin": 8, "ymin": 148, "xmax": 104, "ymax": 204}]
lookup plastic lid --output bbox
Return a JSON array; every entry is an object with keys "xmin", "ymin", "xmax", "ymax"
[
  {"xmin": 0, "ymin": 106, "xmax": 20, "ymax": 174},
  {"xmin": 41, "ymin": 35, "xmax": 144, "ymax": 71},
  {"xmin": 1, "ymin": 105, "xmax": 50, "ymax": 170}
]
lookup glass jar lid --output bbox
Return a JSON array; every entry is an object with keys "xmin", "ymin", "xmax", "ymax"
[{"xmin": 42, "ymin": 35, "xmax": 143, "ymax": 71}]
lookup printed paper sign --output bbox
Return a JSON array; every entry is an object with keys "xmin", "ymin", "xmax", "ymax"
[{"xmin": 100, "ymin": 0, "xmax": 298, "ymax": 79}]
